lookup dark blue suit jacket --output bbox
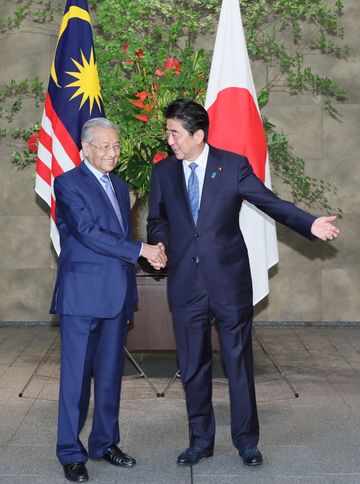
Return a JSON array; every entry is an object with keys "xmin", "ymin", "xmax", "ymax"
[
  {"xmin": 147, "ymin": 145, "xmax": 316, "ymax": 308},
  {"xmin": 50, "ymin": 162, "xmax": 141, "ymax": 320}
]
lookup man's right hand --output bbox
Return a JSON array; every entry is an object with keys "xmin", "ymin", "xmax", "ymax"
[{"xmin": 140, "ymin": 242, "xmax": 167, "ymax": 270}]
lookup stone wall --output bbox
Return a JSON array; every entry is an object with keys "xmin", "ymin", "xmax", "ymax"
[
  {"xmin": 0, "ymin": 1, "xmax": 359, "ymax": 323},
  {"xmin": 0, "ymin": 1, "xmax": 59, "ymax": 322},
  {"xmin": 257, "ymin": 1, "xmax": 360, "ymax": 322}
]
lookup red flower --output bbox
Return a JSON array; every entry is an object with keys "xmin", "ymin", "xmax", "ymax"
[
  {"xmin": 129, "ymin": 91, "xmax": 148, "ymax": 109},
  {"xmin": 130, "ymin": 99, "xmax": 146, "ymax": 109},
  {"xmin": 27, "ymin": 132, "xmax": 39, "ymax": 153},
  {"xmin": 122, "ymin": 42, "xmax": 129, "ymax": 54},
  {"xmin": 164, "ymin": 56, "xmax": 181, "ymax": 74},
  {"xmin": 153, "ymin": 152, "xmax": 167, "ymax": 164},
  {"xmin": 130, "ymin": 91, "xmax": 156, "ymax": 114},
  {"xmin": 135, "ymin": 49, "xmax": 143, "ymax": 59},
  {"xmin": 135, "ymin": 91, "xmax": 148, "ymax": 101},
  {"xmin": 135, "ymin": 114, "xmax": 149, "ymax": 123},
  {"xmin": 143, "ymin": 102, "xmax": 156, "ymax": 113},
  {"xmin": 155, "ymin": 68, "xmax": 165, "ymax": 76}
]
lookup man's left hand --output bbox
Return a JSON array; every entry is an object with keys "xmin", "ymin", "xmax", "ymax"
[{"xmin": 311, "ymin": 215, "xmax": 340, "ymax": 241}]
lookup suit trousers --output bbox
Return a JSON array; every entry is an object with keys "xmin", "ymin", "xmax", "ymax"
[
  {"xmin": 56, "ymin": 312, "xmax": 127, "ymax": 465},
  {"xmin": 171, "ymin": 268, "xmax": 259, "ymax": 451}
]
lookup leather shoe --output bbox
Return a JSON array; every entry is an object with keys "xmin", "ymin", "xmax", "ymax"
[
  {"xmin": 101, "ymin": 444, "xmax": 136, "ymax": 467},
  {"xmin": 177, "ymin": 446, "xmax": 213, "ymax": 466},
  {"xmin": 63, "ymin": 462, "xmax": 89, "ymax": 482},
  {"xmin": 239, "ymin": 447, "xmax": 263, "ymax": 466}
]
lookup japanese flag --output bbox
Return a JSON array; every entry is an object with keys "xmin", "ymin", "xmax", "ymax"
[{"xmin": 205, "ymin": 0, "xmax": 279, "ymax": 305}]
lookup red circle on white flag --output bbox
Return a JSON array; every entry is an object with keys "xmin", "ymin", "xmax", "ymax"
[{"xmin": 207, "ymin": 87, "xmax": 267, "ymax": 182}]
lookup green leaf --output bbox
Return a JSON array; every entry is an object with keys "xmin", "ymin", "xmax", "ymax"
[
  {"xmin": 257, "ymin": 90, "xmax": 270, "ymax": 109},
  {"xmin": 0, "ymin": 0, "xmax": 346, "ymax": 215}
]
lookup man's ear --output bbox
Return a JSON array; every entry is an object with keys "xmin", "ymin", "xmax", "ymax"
[
  {"xmin": 194, "ymin": 129, "xmax": 205, "ymax": 144},
  {"xmin": 81, "ymin": 141, "xmax": 88, "ymax": 157}
]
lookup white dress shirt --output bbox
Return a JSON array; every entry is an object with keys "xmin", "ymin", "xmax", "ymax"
[
  {"xmin": 84, "ymin": 158, "xmax": 115, "ymax": 191},
  {"xmin": 182, "ymin": 143, "xmax": 209, "ymax": 201}
]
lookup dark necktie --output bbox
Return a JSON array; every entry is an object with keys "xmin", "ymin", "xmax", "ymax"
[
  {"xmin": 188, "ymin": 162, "xmax": 199, "ymax": 224},
  {"xmin": 100, "ymin": 174, "xmax": 125, "ymax": 232}
]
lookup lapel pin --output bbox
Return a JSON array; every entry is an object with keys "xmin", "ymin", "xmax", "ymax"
[
  {"xmin": 211, "ymin": 172, "xmax": 217, "ymax": 179},
  {"xmin": 218, "ymin": 166, "xmax": 223, "ymax": 172}
]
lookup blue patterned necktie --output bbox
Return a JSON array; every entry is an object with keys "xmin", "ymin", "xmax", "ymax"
[
  {"xmin": 187, "ymin": 162, "xmax": 199, "ymax": 224},
  {"xmin": 100, "ymin": 174, "xmax": 125, "ymax": 232}
]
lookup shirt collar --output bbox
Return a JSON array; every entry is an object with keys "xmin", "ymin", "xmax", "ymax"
[
  {"xmin": 84, "ymin": 158, "xmax": 108, "ymax": 181},
  {"xmin": 183, "ymin": 143, "xmax": 209, "ymax": 169}
]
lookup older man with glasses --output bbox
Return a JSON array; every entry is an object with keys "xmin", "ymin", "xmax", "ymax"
[{"xmin": 50, "ymin": 117, "xmax": 166, "ymax": 482}]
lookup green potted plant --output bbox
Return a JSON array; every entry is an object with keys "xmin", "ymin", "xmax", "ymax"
[{"xmin": 1, "ymin": 0, "xmax": 347, "ymax": 218}]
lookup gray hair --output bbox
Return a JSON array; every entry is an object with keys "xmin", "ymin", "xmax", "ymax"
[{"xmin": 81, "ymin": 117, "xmax": 119, "ymax": 143}]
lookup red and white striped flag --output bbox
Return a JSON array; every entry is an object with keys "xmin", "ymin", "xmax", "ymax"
[
  {"xmin": 205, "ymin": 0, "xmax": 279, "ymax": 305},
  {"xmin": 35, "ymin": 0, "xmax": 104, "ymax": 254}
]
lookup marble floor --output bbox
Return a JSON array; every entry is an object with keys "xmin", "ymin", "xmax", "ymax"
[{"xmin": 1, "ymin": 325, "xmax": 360, "ymax": 483}]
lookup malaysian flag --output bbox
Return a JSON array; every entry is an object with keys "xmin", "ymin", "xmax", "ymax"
[{"xmin": 35, "ymin": 0, "xmax": 105, "ymax": 254}]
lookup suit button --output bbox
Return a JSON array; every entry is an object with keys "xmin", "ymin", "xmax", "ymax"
[{"xmin": 194, "ymin": 233, "xmax": 199, "ymax": 238}]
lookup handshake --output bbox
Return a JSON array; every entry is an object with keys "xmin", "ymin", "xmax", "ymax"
[{"xmin": 140, "ymin": 242, "xmax": 167, "ymax": 270}]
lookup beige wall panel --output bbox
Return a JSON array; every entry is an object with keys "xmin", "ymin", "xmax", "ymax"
[
  {"xmin": 321, "ymin": 267, "xmax": 360, "ymax": 321},
  {"xmin": 298, "ymin": 156, "xmax": 360, "ymax": 214},
  {"xmin": 266, "ymin": 263, "xmax": 322, "ymax": 322},
  {"xmin": 0, "ymin": 216, "xmax": 56, "ymax": 270},
  {"xmin": 323, "ymin": 105, "xmax": 360, "ymax": 159},
  {"xmin": 267, "ymin": 103, "xmax": 324, "ymax": 161},
  {"xmin": 0, "ymin": 1, "xmax": 358, "ymax": 323},
  {"xmin": 0, "ymin": 32, "xmax": 54, "ymax": 84},
  {"xmin": 0, "ymin": 163, "xmax": 45, "ymax": 216},
  {"xmin": 0, "ymin": 269, "xmax": 57, "ymax": 321}
]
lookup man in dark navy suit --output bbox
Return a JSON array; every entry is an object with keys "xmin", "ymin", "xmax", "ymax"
[
  {"xmin": 147, "ymin": 99, "xmax": 339, "ymax": 468},
  {"xmin": 51, "ymin": 117, "xmax": 166, "ymax": 482}
]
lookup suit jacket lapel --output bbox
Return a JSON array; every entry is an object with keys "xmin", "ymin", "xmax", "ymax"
[
  {"xmin": 197, "ymin": 148, "xmax": 222, "ymax": 228},
  {"xmin": 80, "ymin": 163, "xmax": 126, "ymax": 234},
  {"xmin": 171, "ymin": 158, "xmax": 194, "ymax": 222},
  {"xmin": 80, "ymin": 162, "xmax": 108, "ymax": 203}
]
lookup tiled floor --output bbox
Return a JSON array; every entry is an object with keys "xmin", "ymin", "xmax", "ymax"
[{"xmin": 1, "ymin": 325, "xmax": 360, "ymax": 483}]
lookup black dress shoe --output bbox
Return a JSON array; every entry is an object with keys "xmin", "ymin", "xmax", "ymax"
[
  {"xmin": 239, "ymin": 447, "xmax": 263, "ymax": 466},
  {"xmin": 63, "ymin": 462, "xmax": 89, "ymax": 482},
  {"xmin": 177, "ymin": 446, "xmax": 213, "ymax": 466},
  {"xmin": 101, "ymin": 444, "xmax": 136, "ymax": 467}
]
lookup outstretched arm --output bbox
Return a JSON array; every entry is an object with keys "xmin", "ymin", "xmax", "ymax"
[{"xmin": 237, "ymin": 156, "xmax": 340, "ymax": 241}]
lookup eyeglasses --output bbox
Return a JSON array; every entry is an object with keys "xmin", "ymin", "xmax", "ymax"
[{"xmin": 89, "ymin": 142, "xmax": 121, "ymax": 154}]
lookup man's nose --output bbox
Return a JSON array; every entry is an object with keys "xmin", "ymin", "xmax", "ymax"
[
  {"xmin": 167, "ymin": 133, "xmax": 175, "ymax": 145},
  {"xmin": 108, "ymin": 145, "xmax": 119, "ymax": 155}
]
